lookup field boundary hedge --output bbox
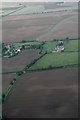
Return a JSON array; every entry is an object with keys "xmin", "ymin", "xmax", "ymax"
[
  {"xmin": 2, "ymin": 78, "xmax": 17, "ymax": 103},
  {"xmin": 23, "ymin": 52, "xmax": 46, "ymax": 72},
  {"xmin": 27, "ymin": 64, "xmax": 78, "ymax": 72}
]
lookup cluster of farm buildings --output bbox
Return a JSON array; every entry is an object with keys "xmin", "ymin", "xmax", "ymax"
[
  {"xmin": 53, "ymin": 40, "xmax": 64, "ymax": 53},
  {"xmin": 2, "ymin": 44, "xmax": 21, "ymax": 58}
]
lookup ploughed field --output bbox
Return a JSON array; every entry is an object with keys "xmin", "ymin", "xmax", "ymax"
[
  {"xmin": 3, "ymin": 68, "xmax": 78, "ymax": 118},
  {"xmin": 2, "ymin": 49, "xmax": 40, "ymax": 73},
  {"xmin": 2, "ymin": 2, "xmax": 78, "ymax": 43}
]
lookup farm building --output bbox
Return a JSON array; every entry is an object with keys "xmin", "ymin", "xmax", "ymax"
[{"xmin": 53, "ymin": 40, "xmax": 64, "ymax": 53}]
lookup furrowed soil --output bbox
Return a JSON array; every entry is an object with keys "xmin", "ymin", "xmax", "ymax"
[
  {"xmin": 2, "ymin": 10, "xmax": 77, "ymax": 43},
  {"xmin": 3, "ymin": 67, "xmax": 78, "ymax": 118},
  {"xmin": 2, "ymin": 49, "xmax": 40, "ymax": 73}
]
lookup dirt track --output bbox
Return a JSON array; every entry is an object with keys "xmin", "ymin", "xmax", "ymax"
[{"xmin": 3, "ymin": 67, "xmax": 78, "ymax": 118}]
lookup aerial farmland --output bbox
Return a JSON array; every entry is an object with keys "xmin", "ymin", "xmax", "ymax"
[{"xmin": 1, "ymin": 2, "xmax": 79, "ymax": 118}]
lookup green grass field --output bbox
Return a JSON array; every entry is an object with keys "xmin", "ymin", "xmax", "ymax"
[
  {"xmin": 42, "ymin": 41, "xmax": 57, "ymax": 53},
  {"xmin": 64, "ymin": 40, "xmax": 78, "ymax": 52},
  {"xmin": 29, "ymin": 52, "xmax": 78, "ymax": 70}
]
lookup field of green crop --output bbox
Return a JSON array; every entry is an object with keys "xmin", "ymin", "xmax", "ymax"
[
  {"xmin": 2, "ymin": 3, "xmax": 44, "ymax": 17},
  {"xmin": 10, "ymin": 5, "xmax": 45, "ymax": 15},
  {"xmin": 1, "ymin": 3, "xmax": 21, "ymax": 17}
]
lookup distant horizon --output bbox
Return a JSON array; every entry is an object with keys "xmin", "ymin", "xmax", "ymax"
[{"xmin": 1, "ymin": 0, "xmax": 79, "ymax": 3}]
